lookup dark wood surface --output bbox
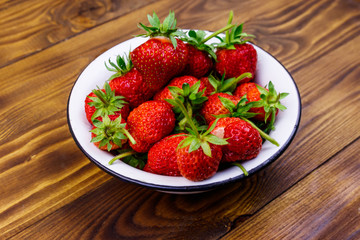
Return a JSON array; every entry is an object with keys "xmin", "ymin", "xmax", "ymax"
[{"xmin": 1, "ymin": 0, "xmax": 359, "ymax": 239}]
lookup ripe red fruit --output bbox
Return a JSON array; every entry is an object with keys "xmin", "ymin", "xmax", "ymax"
[
  {"xmin": 176, "ymin": 143, "xmax": 223, "ymax": 181},
  {"xmin": 130, "ymin": 12, "xmax": 188, "ymax": 92},
  {"xmin": 200, "ymin": 93, "xmax": 240, "ymax": 124},
  {"xmin": 153, "ymin": 75, "xmax": 206, "ymax": 101},
  {"xmin": 215, "ymin": 43, "xmax": 257, "ymax": 81},
  {"xmin": 128, "ymin": 131, "xmax": 154, "ymax": 153},
  {"xmin": 127, "ymin": 100, "xmax": 176, "ymax": 144},
  {"xmin": 145, "ymin": 134, "xmax": 186, "ymax": 176},
  {"xmin": 85, "ymin": 84, "xmax": 129, "ymax": 125},
  {"xmin": 209, "ymin": 117, "xmax": 244, "ymax": 139},
  {"xmin": 214, "ymin": 13, "xmax": 256, "ymax": 82},
  {"xmin": 199, "ymin": 76, "xmax": 216, "ymax": 96},
  {"xmin": 222, "ymin": 120, "xmax": 262, "ymax": 162},
  {"xmin": 106, "ymin": 55, "xmax": 154, "ymax": 108},
  {"xmin": 233, "ymin": 82, "xmax": 288, "ymax": 130},
  {"xmin": 182, "ymin": 43, "xmax": 213, "ymax": 78}
]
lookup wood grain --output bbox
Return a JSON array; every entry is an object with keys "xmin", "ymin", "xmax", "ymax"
[
  {"xmin": 0, "ymin": 0, "xmax": 157, "ymax": 67},
  {"xmin": 0, "ymin": 0, "xmax": 359, "ymax": 239},
  {"xmin": 222, "ymin": 139, "xmax": 360, "ymax": 240}
]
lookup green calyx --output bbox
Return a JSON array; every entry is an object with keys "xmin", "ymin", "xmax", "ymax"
[
  {"xmin": 87, "ymin": 82, "xmax": 128, "ymax": 122},
  {"xmin": 215, "ymin": 10, "xmax": 255, "ymax": 49},
  {"xmin": 137, "ymin": 11, "xmax": 180, "ymax": 48},
  {"xmin": 215, "ymin": 94, "xmax": 280, "ymax": 146},
  {"xmin": 256, "ymin": 81, "xmax": 289, "ymax": 131},
  {"xmin": 172, "ymin": 98, "xmax": 228, "ymax": 157},
  {"xmin": 166, "ymin": 81, "xmax": 208, "ymax": 131},
  {"xmin": 90, "ymin": 115, "xmax": 136, "ymax": 152},
  {"xmin": 105, "ymin": 54, "xmax": 133, "ymax": 81},
  {"xmin": 208, "ymin": 72, "xmax": 253, "ymax": 94},
  {"xmin": 179, "ymin": 23, "xmax": 234, "ymax": 60}
]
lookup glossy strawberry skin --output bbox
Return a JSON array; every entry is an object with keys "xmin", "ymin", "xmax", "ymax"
[
  {"xmin": 222, "ymin": 120, "xmax": 262, "ymax": 162},
  {"xmin": 129, "ymin": 131, "xmax": 153, "ymax": 153},
  {"xmin": 153, "ymin": 75, "xmax": 205, "ymax": 101},
  {"xmin": 209, "ymin": 117, "xmax": 243, "ymax": 139},
  {"xmin": 215, "ymin": 43, "xmax": 257, "ymax": 81},
  {"xmin": 199, "ymin": 76, "xmax": 216, "ymax": 96},
  {"xmin": 234, "ymin": 82, "xmax": 278, "ymax": 121},
  {"xmin": 108, "ymin": 68, "xmax": 154, "ymax": 108},
  {"xmin": 127, "ymin": 100, "xmax": 176, "ymax": 144},
  {"xmin": 130, "ymin": 37, "xmax": 188, "ymax": 92},
  {"xmin": 176, "ymin": 144, "xmax": 222, "ymax": 181},
  {"xmin": 200, "ymin": 93, "xmax": 240, "ymax": 124},
  {"xmin": 85, "ymin": 90, "xmax": 130, "ymax": 124},
  {"xmin": 182, "ymin": 44, "xmax": 213, "ymax": 78},
  {"xmin": 145, "ymin": 134, "xmax": 186, "ymax": 176}
]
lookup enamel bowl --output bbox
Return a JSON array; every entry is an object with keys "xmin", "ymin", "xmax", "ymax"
[{"xmin": 67, "ymin": 34, "xmax": 301, "ymax": 194}]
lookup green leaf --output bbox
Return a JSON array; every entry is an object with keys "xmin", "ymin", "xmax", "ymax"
[
  {"xmin": 218, "ymin": 96, "xmax": 236, "ymax": 112},
  {"xmin": 204, "ymin": 134, "xmax": 228, "ymax": 145},
  {"xmin": 200, "ymin": 141, "xmax": 212, "ymax": 157},
  {"xmin": 189, "ymin": 138, "xmax": 201, "ymax": 153},
  {"xmin": 280, "ymin": 92, "xmax": 289, "ymax": 99}
]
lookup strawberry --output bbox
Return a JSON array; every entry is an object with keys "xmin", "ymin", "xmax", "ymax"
[
  {"xmin": 222, "ymin": 119, "xmax": 262, "ymax": 162},
  {"xmin": 106, "ymin": 54, "xmax": 154, "ymax": 108},
  {"xmin": 127, "ymin": 100, "xmax": 176, "ymax": 144},
  {"xmin": 90, "ymin": 115, "xmax": 135, "ymax": 152},
  {"xmin": 85, "ymin": 82, "xmax": 129, "ymax": 124},
  {"xmin": 145, "ymin": 134, "xmax": 186, "ymax": 176},
  {"xmin": 179, "ymin": 25, "xmax": 233, "ymax": 78},
  {"xmin": 130, "ymin": 12, "xmax": 188, "ymax": 92},
  {"xmin": 128, "ymin": 132, "xmax": 154, "ymax": 153},
  {"xmin": 153, "ymin": 75, "xmax": 206, "ymax": 101},
  {"xmin": 200, "ymin": 92, "xmax": 240, "ymax": 124},
  {"xmin": 214, "ymin": 11, "xmax": 256, "ymax": 82},
  {"xmin": 171, "ymin": 98, "xmax": 227, "ymax": 181},
  {"xmin": 233, "ymin": 81, "xmax": 288, "ymax": 130},
  {"xmin": 209, "ymin": 117, "xmax": 244, "ymax": 139}
]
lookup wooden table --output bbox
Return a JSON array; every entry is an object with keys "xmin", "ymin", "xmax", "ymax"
[{"xmin": 1, "ymin": 0, "xmax": 359, "ymax": 239}]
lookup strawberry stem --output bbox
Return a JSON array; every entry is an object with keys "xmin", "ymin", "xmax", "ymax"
[
  {"xmin": 200, "ymin": 24, "xmax": 235, "ymax": 44},
  {"xmin": 109, "ymin": 150, "xmax": 136, "ymax": 165},
  {"xmin": 122, "ymin": 128, "xmax": 136, "ymax": 145},
  {"xmin": 219, "ymin": 72, "xmax": 252, "ymax": 92},
  {"xmin": 240, "ymin": 117, "xmax": 279, "ymax": 146},
  {"xmin": 175, "ymin": 98, "xmax": 200, "ymax": 138},
  {"xmin": 232, "ymin": 162, "xmax": 249, "ymax": 176},
  {"xmin": 225, "ymin": 11, "xmax": 234, "ymax": 44}
]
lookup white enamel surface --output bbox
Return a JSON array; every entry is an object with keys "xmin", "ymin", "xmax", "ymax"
[{"xmin": 67, "ymin": 33, "xmax": 301, "ymax": 193}]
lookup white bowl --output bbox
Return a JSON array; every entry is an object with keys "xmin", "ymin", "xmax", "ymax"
[{"xmin": 67, "ymin": 33, "xmax": 301, "ymax": 194}]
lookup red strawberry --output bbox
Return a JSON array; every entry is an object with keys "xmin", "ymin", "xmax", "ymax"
[
  {"xmin": 145, "ymin": 134, "xmax": 186, "ymax": 176},
  {"xmin": 127, "ymin": 100, "xmax": 176, "ymax": 144},
  {"xmin": 214, "ymin": 12, "xmax": 256, "ymax": 81},
  {"xmin": 209, "ymin": 117, "xmax": 244, "ymax": 139},
  {"xmin": 182, "ymin": 43, "xmax": 213, "ymax": 78},
  {"xmin": 85, "ymin": 83, "xmax": 129, "ymax": 125},
  {"xmin": 130, "ymin": 12, "xmax": 188, "ymax": 92},
  {"xmin": 176, "ymin": 142, "xmax": 223, "ymax": 181},
  {"xmin": 171, "ymin": 99, "xmax": 227, "ymax": 181},
  {"xmin": 90, "ymin": 115, "xmax": 135, "ymax": 152},
  {"xmin": 106, "ymin": 54, "xmax": 154, "ymax": 108},
  {"xmin": 200, "ymin": 93, "xmax": 240, "ymax": 124},
  {"xmin": 199, "ymin": 76, "xmax": 216, "ymax": 96},
  {"xmin": 153, "ymin": 75, "xmax": 206, "ymax": 101},
  {"xmin": 128, "ymin": 131, "xmax": 154, "ymax": 153},
  {"xmin": 222, "ymin": 120, "xmax": 262, "ymax": 162},
  {"xmin": 233, "ymin": 81, "xmax": 288, "ymax": 130}
]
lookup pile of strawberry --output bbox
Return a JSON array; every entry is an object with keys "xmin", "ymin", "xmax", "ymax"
[{"xmin": 84, "ymin": 11, "xmax": 288, "ymax": 182}]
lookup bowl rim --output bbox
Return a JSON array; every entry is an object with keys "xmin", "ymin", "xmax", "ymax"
[{"xmin": 67, "ymin": 40, "xmax": 301, "ymax": 193}]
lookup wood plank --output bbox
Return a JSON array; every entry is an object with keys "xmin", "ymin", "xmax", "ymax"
[
  {"xmin": 221, "ymin": 139, "xmax": 360, "ymax": 240},
  {"xmin": 0, "ymin": 0, "xmax": 359, "ymax": 238},
  {"xmin": 0, "ymin": 0, "xmax": 157, "ymax": 67},
  {"xmin": 5, "ymin": 36, "xmax": 360, "ymax": 239}
]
